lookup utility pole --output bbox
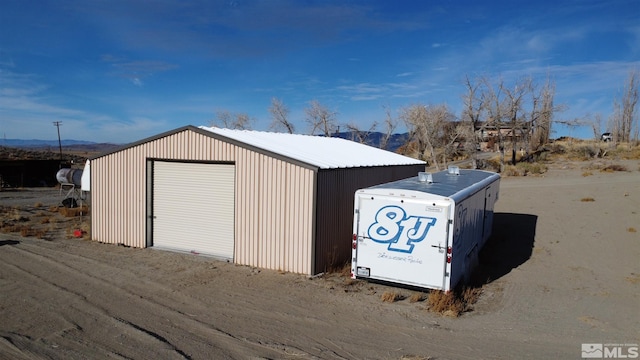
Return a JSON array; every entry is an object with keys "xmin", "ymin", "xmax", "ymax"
[{"xmin": 53, "ymin": 121, "xmax": 63, "ymax": 163}]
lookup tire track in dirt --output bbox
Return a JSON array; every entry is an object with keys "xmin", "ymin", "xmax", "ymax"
[
  {"xmin": 0, "ymin": 240, "xmax": 296, "ymax": 359},
  {"xmin": 1, "ymin": 253, "xmax": 196, "ymax": 359},
  {"xmin": 10, "ymin": 239, "xmax": 360, "ymax": 358},
  {"xmin": 1, "ymin": 237, "xmax": 444, "ymax": 359}
]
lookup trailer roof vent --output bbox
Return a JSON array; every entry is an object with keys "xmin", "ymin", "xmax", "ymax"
[
  {"xmin": 447, "ymin": 165, "xmax": 460, "ymax": 175},
  {"xmin": 418, "ymin": 172, "xmax": 433, "ymax": 183}
]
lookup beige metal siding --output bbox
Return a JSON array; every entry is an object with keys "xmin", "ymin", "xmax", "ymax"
[
  {"xmin": 91, "ymin": 128, "xmax": 316, "ymax": 274},
  {"xmin": 314, "ymin": 164, "xmax": 425, "ymax": 273},
  {"xmin": 234, "ymin": 151, "xmax": 315, "ymax": 274}
]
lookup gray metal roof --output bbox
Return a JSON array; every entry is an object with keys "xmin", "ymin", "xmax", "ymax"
[{"xmin": 365, "ymin": 168, "xmax": 500, "ymax": 201}]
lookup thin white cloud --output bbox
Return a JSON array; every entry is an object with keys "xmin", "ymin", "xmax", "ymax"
[
  {"xmin": 336, "ymin": 83, "xmax": 385, "ymax": 94},
  {"xmin": 66, "ymin": 1, "xmax": 434, "ymax": 59},
  {"xmin": 351, "ymin": 95, "xmax": 383, "ymax": 101},
  {"xmin": 105, "ymin": 58, "xmax": 179, "ymax": 85},
  {"xmin": 0, "ymin": 67, "xmax": 172, "ymax": 142},
  {"xmin": 396, "ymin": 72, "xmax": 413, "ymax": 77}
]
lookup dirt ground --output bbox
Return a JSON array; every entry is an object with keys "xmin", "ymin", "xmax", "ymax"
[{"xmin": 1, "ymin": 160, "xmax": 639, "ymax": 360}]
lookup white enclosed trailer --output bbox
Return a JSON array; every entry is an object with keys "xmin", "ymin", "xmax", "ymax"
[{"xmin": 351, "ymin": 167, "xmax": 500, "ymax": 291}]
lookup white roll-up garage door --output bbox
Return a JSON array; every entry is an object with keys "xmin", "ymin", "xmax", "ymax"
[{"xmin": 152, "ymin": 161, "xmax": 235, "ymax": 259}]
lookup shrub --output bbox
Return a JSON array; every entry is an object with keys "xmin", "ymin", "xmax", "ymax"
[
  {"xmin": 461, "ymin": 287, "xmax": 483, "ymax": 305},
  {"xmin": 20, "ymin": 226, "xmax": 36, "ymax": 237},
  {"xmin": 59, "ymin": 205, "xmax": 90, "ymax": 217},
  {"xmin": 519, "ymin": 162, "xmax": 548, "ymax": 175},
  {"xmin": 408, "ymin": 292, "xmax": 427, "ymax": 303},
  {"xmin": 600, "ymin": 164, "xmax": 628, "ymax": 172},
  {"xmin": 502, "ymin": 162, "xmax": 548, "ymax": 176},
  {"xmin": 427, "ymin": 290, "xmax": 463, "ymax": 316},
  {"xmin": 502, "ymin": 165, "xmax": 523, "ymax": 176},
  {"xmin": 381, "ymin": 291, "xmax": 404, "ymax": 303},
  {"xmin": 427, "ymin": 287, "xmax": 483, "ymax": 317},
  {"xmin": 581, "ymin": 197, "xmax": 595, "ymax": 202}
]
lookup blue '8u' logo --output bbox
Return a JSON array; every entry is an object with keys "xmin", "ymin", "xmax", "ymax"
[{"xmin": 367, "ymin": 205, "xmax": 436, "ymax": 253}]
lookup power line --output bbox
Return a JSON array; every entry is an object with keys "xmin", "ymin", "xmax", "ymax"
[{"xmin": 53, "ymin": 121, "xmax": 63, "ymax": 163}]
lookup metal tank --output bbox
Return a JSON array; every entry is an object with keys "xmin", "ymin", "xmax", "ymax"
[{"xmin": 56, "ymin": 168, "xmax": 83, "ymax": 186}]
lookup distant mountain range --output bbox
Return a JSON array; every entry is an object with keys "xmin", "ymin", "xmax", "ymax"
[
  {"xmin": 0, "ymin": 139, "xmax": 99, "ymax": 147},
  {"xmin": 1, "ymin": 131, "xmax": 412, "ymax": 152},
  {"xmin": 332, "ymin": 131, "xmax": 410, "ymax": 152}
]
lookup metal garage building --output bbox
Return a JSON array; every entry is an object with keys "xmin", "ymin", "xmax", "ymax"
[{"xmin": 89, "ymin": 125, "xmax": 425, "ymax": 274}]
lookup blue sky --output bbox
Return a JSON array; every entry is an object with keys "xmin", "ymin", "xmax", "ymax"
[{"xmin": 1, "ymin": 0, "xmax": 638, "ymax": 143}]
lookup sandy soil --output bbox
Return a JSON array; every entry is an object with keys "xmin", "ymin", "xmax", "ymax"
[{"xmin": 1, "ymin": 160, "xmax": 639, "ymax": 360}]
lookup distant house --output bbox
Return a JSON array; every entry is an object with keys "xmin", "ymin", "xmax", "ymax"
[
  {"xmin": 88, "ymin": 125, "xmax": 425, "ymax": 275},
  {"xmin": 475, "ymin": 121, "xmax": 532, "ymax": 151}
]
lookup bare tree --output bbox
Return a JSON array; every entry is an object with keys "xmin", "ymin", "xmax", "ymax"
[
  {"xmin": 614, "ymin": 70, "xmax": 639, "ymax": 143},
  {"xmin": 461, "ymin": 75, "xmax": 485, "ymax": 168},
  {"xmin": 268, "ymin": 97, "xmax": 295, "ymax": 134},
  {"xmin": 482, "ymin": 77, "xmax": 507, "ymax": 172},
  {"xmin": 379, "ymin": 106, "xmax": 399, "ymax": 150},
  {"xmin": 441, "ymin": 121, "xmax": 466, "ymax": 168},
  {"xmin": 501, "ymin": 78, "xmax": 531, "ymax": 165},
  {"xmin": 530, "ymin": 77, "xmax": 560, "ymax": 150},
  {"xmin": 609, "ymin": 100, "xmax": 622, "ymax": 143},
  {"xmin": 212, "ymin": 110, "xmax": 254, "ymax": 130},
  {"xmin": 400, "ymin": 103, "xmax": 454, "ymax": 170},
  {"xmin": 588, "ymin": 113, "xmax": 604, "ymax": 140},
  {"xmin": 345, "ymin": 122, "xmax": 377, "ymax": 144},
  {"xmin": 305, "ymin": 100, "xmax": 338, "ymax": 136}
]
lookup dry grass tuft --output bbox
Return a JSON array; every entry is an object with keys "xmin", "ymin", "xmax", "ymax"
[
  {"xmin": 626, "ymin": 273, "xmax": 640, "ymax": 284},
  {"xmin": 544, "ymin": 140, "xmax": 640, "ymax": 162},
  {"xmin": 19, "ymin": 226, "xmax": 47, "ymax": 239},
  {"xmin": 428, "ymin": 291, "xmax": 463, "ymax": 316},
  {"xmin": 628, "ymin": 227, "xmax": 637, "ymax": 233},
  {"xmin": 581, "ymin": 171, "xmax": 593, "ymax": 177},
  {"xmin": 58, "ymin": 205, "xmax": 90, "ymax": 217},
  {"xmin": 324, "ymin": 262, "xmax": 352, "ymax": 277},
  {"xmin": 4, "ymin": 208, "xmax": 30, "ymax": 222},
  {"xmin": 502, "ymin": 162, "xmax": 548, "ymax": 176},
  {"xmin": 78, "ymin": 221, "xmax": 91, "ymax": 233},
  {"xmin": 427, "ymin": 287, "xmax": 483, "ymax": 317},
  {"xmin": 408, "ymin": 292, "xmax": 427, "ymax": 303},
  {"xmin": 0, "ymin": 224, "xmax": 22, "ymax": 233},
  {"xmin": 381, "ymin": 291, "xmax": 404, "ymax": 303},
  {"xmin": 461, "ymin": 287, "xmax": 483, "ymax": 305},
  {"xmin": 343, "ymin": 278, "xmax": 357, "ymax": 286},
  {"xmin": 601, "ymin": 164, "xmax": 628, "ymax": 172},
  {"xmin": 519, "ymin": 162, "xmax": 548, "ymax": 175},
  {"xmin": 502, "ymin": 165, "xmax": 523, "ymax": 176},
  {"xmin": 580, "ymin": 197, "xmax": 595, "ymax": 202},
  {"xmin": 33, "ymin": 202, "xmax": 43, "ymax": 208}
]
